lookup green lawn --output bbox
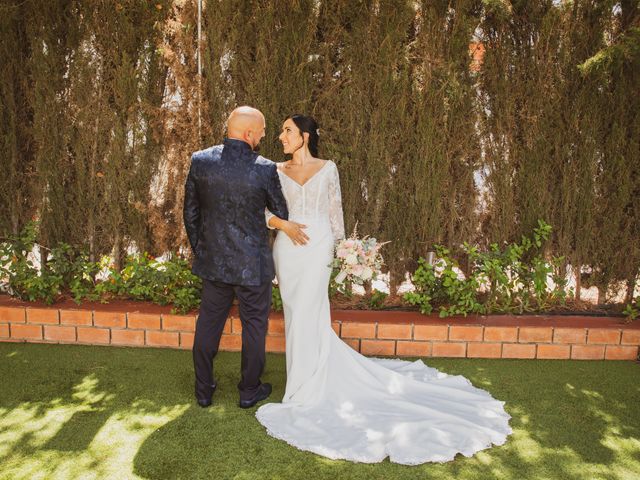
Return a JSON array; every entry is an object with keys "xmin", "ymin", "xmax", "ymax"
[{"xmin": 0, "ymin": 344, "xmax": 638, "ymax": 480}]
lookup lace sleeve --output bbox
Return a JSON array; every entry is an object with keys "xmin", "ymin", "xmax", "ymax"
[
  {"xmin": 328, "ymin": 162, "xmax": 345, "ymax": 241},
  {"xmin": 265, "ymin": 208, "xmax": 276, "ymax": 230}
]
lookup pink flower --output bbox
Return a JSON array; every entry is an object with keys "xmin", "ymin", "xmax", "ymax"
[{"xmin": 352, "ymin": 264, "xmax": 364, "ymax": 277}]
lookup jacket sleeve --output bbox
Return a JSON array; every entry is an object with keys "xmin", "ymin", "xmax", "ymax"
[
  {"xmin": 183, "ymin": 156, "xmax": 201, "ymax": 252},
  {"xmin": 265, "ymin": 164, "xmax": 289, "ymax": 222}
]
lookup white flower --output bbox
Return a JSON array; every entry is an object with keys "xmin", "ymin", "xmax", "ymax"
[
  {"xmin": 361, "ymin": 267, "xmax": 373, "ymax": 280},
  {"xmin": 345, "ymin": 254, "xmax": 358, "ymax": 265}
]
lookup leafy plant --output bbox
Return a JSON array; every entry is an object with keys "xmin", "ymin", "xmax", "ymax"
[
  {"xmin": 366, "ymin": 289, "xmax": 388, "ymax": 310},
  {"xmin": 404, "ymin": 247, "xmax": 484, "ymax": 318},
  {"xmin": 271, "ymin": 284, "xmax": 283, "ymax": 312},
  {"xmin": 0, "ymin": 222, "xmax": 63, "ymax": 304},
  {"xmin": 623, "ymin": 299, "xmax": 639, "ymax": 322},
  {"xmin": 406, "ymin": 221, "xmax": 573, "ymax": 317},
  {"xmin": 403, "ymin": 259, "xmax": 437, "ymax": 314},
  {"xmin": 329, "ymin": 267, "xmax": 352, "ymax": 299},
  {"xmin": 159, "ymin": 255, "xmax": 202, "ymax": 314},
  {"xmin": 49, "ymin": 243, "xmax": 101, "ymax": 303},
  {"xmin": 436, "ymin": 246, "xmax": 484, "ymax": 317},
  {"xmin": 94, "ymin": 253, "xmax": 202, "ymax": 314},
  {"xmin": 464, "ymin": 220, "xmax": 569, "ymax": 314}
]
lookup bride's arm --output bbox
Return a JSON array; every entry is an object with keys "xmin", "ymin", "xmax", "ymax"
[
  {"xmin": 265, "ymin": 210, "xmax": 310, "ymax": 246},
  {"xmin": 328, "ymin": 162, "xmax": 345, "ymax": 241}
]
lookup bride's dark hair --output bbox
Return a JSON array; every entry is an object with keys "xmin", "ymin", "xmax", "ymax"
[{"xmin": 288, "ymin": 114, "xmax": 320, "ymax": 157}]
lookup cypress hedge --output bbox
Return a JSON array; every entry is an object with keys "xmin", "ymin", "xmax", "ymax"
[{"xmin": 1, "ymin": 0, "xmax": 637, "ymax": 299}]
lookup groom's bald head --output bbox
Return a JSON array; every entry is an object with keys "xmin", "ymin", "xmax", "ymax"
[{"xmin": 227, "ymin": 106, "xmax": 266, "ymax": 150}]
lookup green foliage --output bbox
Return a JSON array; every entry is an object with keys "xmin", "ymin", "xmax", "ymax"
[
  {"xmin": 435, "ymin": 246, "xmax": 485, "ymax": 318},
  {"xmin": 466, "ymin": 220, "xmax": 570, "ymax": 313},
  {"xmin": 0, "ymin": 222, "xmax": 63, "ymax": 304},
  {"xmin": 94, "ymin": 253, "xmax": 202, "ymax": 314},
  {"xmin": 1, "ymin": 1, "xmax": 638, "ymax": 304},
  {"xmin": 478, "ymin": 1, "xmax": 639, "ymax": 302},
  {"xmin": 329, "ymin": 267, "xmax": 351, "ymax": 299},
  {"xmin": 48, "ymin": 243, "xmax": 101, "ymax": 303},
  {"xmin": 579, "ymin": 27, "xmax": 640, "ymax": 76},
  {"xmin": 0, "ymin": 220, "xmax": 630, "ymax": 317},
  {"xmin": 0, "ymin": 2, "xmax": 35, "ymax": 236},
  {"xmin": 404, "ymin": 259, "xmax": 438, "ymax": 314},
  {"xmin": 271, "ymin": 284, "xmax": 283, "ymax": 313},
  {"xmin": 0, "ymin": 222, "xmax": 202, "ymax": 313},
  {"xmin": 366, "ymin": 290, "xmax": 389, "ymax": 310},
  {"xmin": 405, "ymin": 246, "xmax": 485, "ymax": 318},
  {"xmin": 406, "ymin": 221, "xmax": 573, "ymax": 317},
  {"xmin": 623, "ymin": 300, "xmax": 639, "ymax": 323}
]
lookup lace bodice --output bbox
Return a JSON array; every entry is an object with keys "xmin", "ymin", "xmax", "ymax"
[{"xmin": 267, "ymin": 160, "xmax": 345, "ymax": 242}]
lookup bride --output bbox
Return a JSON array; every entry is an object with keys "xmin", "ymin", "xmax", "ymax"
[{"xmin": 259, "ymin": 114, "xmax": 511, "ymax": 465}]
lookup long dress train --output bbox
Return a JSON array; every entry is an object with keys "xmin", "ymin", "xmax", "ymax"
[{"xmin": 257, "ymin": 161, "xmax": 511, "ymax": 465}]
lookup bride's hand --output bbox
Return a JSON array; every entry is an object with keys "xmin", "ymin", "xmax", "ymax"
[{"xmin": 282, "ymin": 221, "xmax": 309, "ymax": 245}]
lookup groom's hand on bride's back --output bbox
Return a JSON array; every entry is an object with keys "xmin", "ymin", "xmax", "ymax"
[{"xmin": 282, "ymin": 221, "xmax": 309, "ymax": 246}]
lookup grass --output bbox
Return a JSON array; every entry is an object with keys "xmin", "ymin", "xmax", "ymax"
[{"xmin": 0, "ymin": 344, "xmax": 638, "ymax": 480}]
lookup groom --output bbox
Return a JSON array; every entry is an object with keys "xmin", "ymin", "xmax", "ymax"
[{"xmin": 183, "ymin": 106, "xmax": 289, "ymax": 408}]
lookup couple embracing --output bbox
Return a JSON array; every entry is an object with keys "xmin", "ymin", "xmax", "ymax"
[{"xmin": 183, "ymin": 106, "xmax": 511, "ymax": 465}]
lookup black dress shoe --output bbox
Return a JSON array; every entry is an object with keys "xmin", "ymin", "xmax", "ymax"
[
  {"xmin": 196, "ymin": 382, "xmax": 217, "ymax": 408},
  {"xmin": 239, "ymin": 383, "xmax": 272, "ymax": 409}
]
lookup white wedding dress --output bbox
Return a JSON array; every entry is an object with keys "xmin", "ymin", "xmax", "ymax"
[{"xmin": 258, "ymin": 161, "xmax": 511, "ymax": 465}]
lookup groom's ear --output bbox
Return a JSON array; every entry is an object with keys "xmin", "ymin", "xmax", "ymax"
[{"xmin": 246, "ymin": 129, "xmax": 261, "ymax": 150}]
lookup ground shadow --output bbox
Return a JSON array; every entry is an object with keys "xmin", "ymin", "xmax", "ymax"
[{"xmin": 0, "ymin": 343, "xmax": 192, "ymax": 465}]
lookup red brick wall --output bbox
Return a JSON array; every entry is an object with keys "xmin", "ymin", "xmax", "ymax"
[{"xmin": 1, "ymin": 306, "xmax": 638, "ymax": 360}]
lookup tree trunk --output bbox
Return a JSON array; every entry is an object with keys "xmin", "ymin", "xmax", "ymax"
[
  {"xmin": 625, "ymin": 275, "xmax": 638, "ymax": 304},
  {"xmin": 113, "ymin": 231, "xmax": 122, "ymax": 271}
]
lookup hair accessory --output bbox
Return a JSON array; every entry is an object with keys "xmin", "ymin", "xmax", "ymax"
[{"xmin": 316, "ymin": 129, "xmax": 320, "ymax": 136}]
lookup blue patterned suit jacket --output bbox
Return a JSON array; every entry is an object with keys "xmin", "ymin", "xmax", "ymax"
[{"xmin": 183, "ymin": 138, "xmax": 289, "ymax": 286}]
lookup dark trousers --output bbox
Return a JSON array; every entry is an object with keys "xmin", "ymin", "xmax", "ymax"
[{"xmin": 193, "ymin": 278, "xmax": 272, "ymax": 402}]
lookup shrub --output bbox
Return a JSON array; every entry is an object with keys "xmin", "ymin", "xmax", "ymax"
[
  {"xmin": 95, "ymin": 253, "xmax": 202, "ymax": 314},
  {"xmin": 271, "ymin": 284, "xmax": 283, "ymax": 312},
  {"xmin": 0, "ymin": 222, "xmax": 63, "ymax": 304},
  {"xmin": 404, "ymin": 246, "xmax": 484, "ymax": 317},
  {"xmin": 406, "ymin": 221, "xmax": 573, "ymax": 317},
  {"xmin": 623, "ymin": 299, "xmax": 639, "ymax": 322}
]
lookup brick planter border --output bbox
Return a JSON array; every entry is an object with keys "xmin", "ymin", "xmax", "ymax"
[{"xmin": 1, "ymin": 302, "xmax": 638, "ymax": 360}]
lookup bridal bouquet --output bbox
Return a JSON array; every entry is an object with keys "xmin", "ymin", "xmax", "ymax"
[{"xmin": 331, "ymin": 227, "xmax": 388, "ymax": 287}]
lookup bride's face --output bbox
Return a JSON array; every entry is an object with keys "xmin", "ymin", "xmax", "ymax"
[{"xmin": 278, "ymin": 119, "xmax": 305, "ymax": 154}]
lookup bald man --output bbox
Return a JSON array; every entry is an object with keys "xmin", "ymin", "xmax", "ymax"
[{"xmin": 184, "ymin": 106, "xmax": 289, "ymax": 408}]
